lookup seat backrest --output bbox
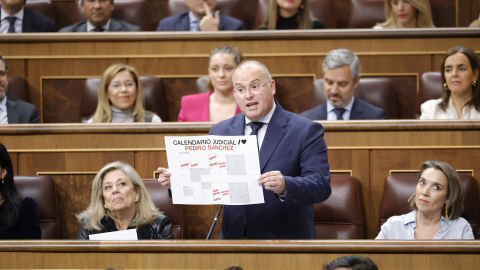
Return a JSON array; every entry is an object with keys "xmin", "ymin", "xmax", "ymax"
[
  {"xmin": 314, "ymin": 175, "xmax": 365, "ymax": 239},
  {"xmin": 79, "ymin": 75, "xmax": 165, "ymax": 122},
  {"xmin": 167, "ymin": 0, "xmax": 251, "ymax": 29},
  {"xmin": 348, "ymin": 0, "xmax": 385, "ymax": 28},
  {"xmin": 142, "ymin": 179, "xmax": 184, "ymax": 239},
  {"xmin": 25, "ymin": 0, "xmax": 56, "ymax": 22},
  {"xmin": 379, "ymin": 173, "xmax": 480, "ymax": 239},
  {"xmin": 6, "ymin": 77, "xmax": 29, "ymax": 102},
  {"xmin": 254, "ymin": 0, "xmax": 337, "ymax": 29},
  {"xmin": 417, "ymin": 72, "xmax": 442, "ymax": 118},
  {"xmin": 312, "ymin": 77, "xmax": 397, "ymax": 118},
  {"xmin": 14, "ymin": 175, "xmax": 60, "ymax": 239},
  {"xmin": 72, "ymin": 0, "xmax": 151, "ymax": 31}
]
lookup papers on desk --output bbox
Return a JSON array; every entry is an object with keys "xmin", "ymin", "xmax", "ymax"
[
  {"xmin": 88, "ymin": 228, "xmax": 138, "ymax": 240},
  {"xmin": 165, "ymin": 135, "xmax": 264, "ymax": 205}
]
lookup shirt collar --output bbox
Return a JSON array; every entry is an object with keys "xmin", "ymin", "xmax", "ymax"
[
  {"xmin": 1, "ymin": 8, "xmax": 24, "ymax": 21},
  {"xmin": 326, "ymin": 97, "xmax": 355, "ymax": 113},
  {"xmin": 245, "ymin": 101, "xmax": 276, "ymax": 126},
  {"xmin": 0, "ymin": 96, "xmax": 7, "ymax": 109},
  {"xmin": 86, "ymin": 19, "xmax": 111, "ymax": 32},
  {"xmin": 405, "ymin": 210, "xmax": 450, "ymax": 228}
]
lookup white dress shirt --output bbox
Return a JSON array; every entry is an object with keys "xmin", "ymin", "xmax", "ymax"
[
  {"xmin": 0, "ymin": 97, "xmax": 8, "ymax": 124},
  {"xmin": 420, "ymin": 98, "xmax": 480, "ymax": 119},
  {"xmin": 1, "ymin": 8, "xmax": 23, "ymax": 33},
  {"xmin": 326, "ymin": 97, "xmax": 354, "ymax": 120}
]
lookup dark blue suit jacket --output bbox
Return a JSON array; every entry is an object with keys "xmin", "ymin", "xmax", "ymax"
[
  {"xmin": 209, "ymin": 102, "xmax": 331, "ymax": 239},
  {"xmin": 23, "ymin": 9, "xmax": 56, "ymax": 32},
  {"xmin": 301, "ymin": 98, "xmax": 388, "ymax": 120},
  {"xmin": 59, "ymin": 18, "xmax": 140, "ymax": 32},
  {"xmin": 6, "ymin": 98, "xmax": 40, "ymax": 123},
  {"xmin": 156, "ymin": 12, "xmax": 245, "ymax": 31}
]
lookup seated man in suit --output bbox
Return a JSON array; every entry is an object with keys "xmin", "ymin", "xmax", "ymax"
[
  {"xmin": 157, "ymin": 0, "xmax": 244, "ymax": 31},
  {"xmin": 301, "ymin": 49, "xmax": 388, "ymax": 120},
  {"xmin": 60, "ymin": 0, "xmax": 140, "ymax": 32},
  {"xmin": 0, "ymin": 54, "xmax": 39, "ymax": 124},
  {"xmin": 1, "ymin": 0, "xmax": 56, "ymax": 32},
  {"xmin": 158, "ymin": 60, "xmax": 331, "ymax": 239}
]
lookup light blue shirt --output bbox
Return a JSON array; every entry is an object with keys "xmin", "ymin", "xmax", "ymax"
[
  {"xmin": 326, "ymin": 97, "xmax": 355, "ymax": 120},
  {"xmin": 1, "ymin": 8, "xmax": 23, "ymax": 33},
  {"xmin": 376, "ymin": 210, "xmax": 474, "ymax": 239},
  {"xmin": 188, "ymin": 11, "xmax": 200, "ymax": 31}
]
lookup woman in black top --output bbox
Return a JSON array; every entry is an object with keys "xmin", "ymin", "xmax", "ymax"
[
  {"xmin": 0, "ymin": 143, "xmax": 41, "ymax": 239},
  {"xmin": 75, "ymin": 161, "xmax": 174, "ymax": 239}
]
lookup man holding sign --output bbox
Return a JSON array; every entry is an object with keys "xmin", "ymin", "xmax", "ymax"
[{"xmin": 158, "ymin": 60, "xmax": 331, "ymax": 239}]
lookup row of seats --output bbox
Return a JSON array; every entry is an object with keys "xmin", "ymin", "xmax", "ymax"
[
  {"xmin": 7, "ymin": 72, "xmax": 443, "ymax": 121},
  {"xmin": 16, "ymin": 172, "xmax": 480, "ymax": 239},
  {"xmin": 24, "ymin": 0, "xmax": 459, "ymax": 31}
]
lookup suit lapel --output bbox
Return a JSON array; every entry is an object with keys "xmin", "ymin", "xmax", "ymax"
[
  {"xmin": 22, "ymin": 10, "xmax": 33, "ymax": 32},
  {"xmin": 319, "ymin": 103, "xmax": 328, "ymax": 120},
  {"xmin": 349, "ymin": 99, "xmax": 363, "ymax": 120},
  {"xmin": 259, "ymin": 103, "xmax": 287, "ymax": 172},
  {"xmin": 228, "ymin": 114, "xmax": 246, "ymax": 136},
  {"xmin": 6, "ymin": 99, "xmax": 19, "ymax": 123},
  {"xmin": 178, "ymin": 14, "xmax": 191, "ymax": 31}
]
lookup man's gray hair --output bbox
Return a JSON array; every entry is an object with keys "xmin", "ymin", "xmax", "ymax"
[{"xmin": 322, "ymin": 49, "xmax": 361, "ymax": 81}]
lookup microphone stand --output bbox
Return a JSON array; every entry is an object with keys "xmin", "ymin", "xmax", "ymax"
[{"xmin": 206, "ymin": 205, "xmax": 223, "ymax": 239}]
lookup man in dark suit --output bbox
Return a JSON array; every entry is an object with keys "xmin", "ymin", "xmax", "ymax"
[
  {"xmin": 301, "ymin": 49, "xmax": 388, "ymax": 120},
  {"xmin": 156, "ymin": 0, "xmax": 244, "ymax": 31},
  {"xmin": 59, "ymin": 0, "xmax": 140, "ymax": 32},
  {"xmin": 0, "ymin": 54, "xmax": 40, "ymax": 124},
  {"xmin": 1, "ymin": 0, "xmax": 56, "ymax": 33},
  {"xmin": 158, "ymin": 61, "xmax": 331, "ymax": 239}
]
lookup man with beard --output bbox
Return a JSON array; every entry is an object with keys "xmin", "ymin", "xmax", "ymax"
[
  {"xmin": 0, "ymin": 54, "xmax": 39, "ymax": 124},
  {"xmin": 301, "ymin": 49, "xmax": 387, "ymax": 120}
]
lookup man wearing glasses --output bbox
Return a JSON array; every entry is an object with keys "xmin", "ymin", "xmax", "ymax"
[
  {"xmin": 60, "ymin": 0, "xmax": 140, "ymax": 32},
  {"xmin": 158, "ymin": 60, "xmax": 331, "ymax": 239},
  {"xmin": 0, "ymin": 54, "xmax": 39, "ymax": 124}
]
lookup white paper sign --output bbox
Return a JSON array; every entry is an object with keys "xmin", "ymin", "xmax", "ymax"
[
  {"xmin": 165, "ymin": 135, "xmax": 264, "ymax": 205},
  {"xmin": 88, "ymin": 228, "xmax": 138, "ymax": 240}
]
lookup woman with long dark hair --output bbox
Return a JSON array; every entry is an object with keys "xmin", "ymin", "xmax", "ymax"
[{"xmin": 0, "ymin": 143, "xmax": 41, "ymax": 239}]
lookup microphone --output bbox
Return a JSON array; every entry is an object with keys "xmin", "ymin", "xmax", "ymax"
[{"xmin": 206, "ymin": 205, "xmax": 223, "ymax": 240}]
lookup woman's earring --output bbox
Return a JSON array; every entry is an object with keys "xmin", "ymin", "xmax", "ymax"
[
  {"xmin": 443, "ymin": 83, "xmax": 449, "ymax": 90},
  {"xmin": 1, "ymin": 178, "xmax": 4, "ymax": 184},
  {"xmin": 444, "ymin": 205, "xmax": 449, "ymax": 221},
  {"xmin": 104, "ymin": 204, "xmax": 108, "ymax": 209},
  {"xmin": 135, "ymin": 196, "xmax": 139, "ymax": 203},
  {"xmin": 472, "ymin": 81, "xmax": 477, "ymax": 87}
]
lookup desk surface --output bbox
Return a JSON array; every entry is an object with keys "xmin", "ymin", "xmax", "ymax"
[{"xmin": 1, "ymin": 240, "xmax": 479, "ymax": 269}]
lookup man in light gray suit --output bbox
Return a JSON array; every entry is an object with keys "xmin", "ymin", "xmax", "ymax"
[
  {"xmin": 0, "ymin": 54, "xmax": 39, "ymax": 124},
  {"xmin": 59, "ymin": 0, "xmax": 140, "ymax": 32}
]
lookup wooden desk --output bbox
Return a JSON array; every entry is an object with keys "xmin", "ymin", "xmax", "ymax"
[
  {"xmin": 1, "ymin": 29, "xmax": 479, "ymax": 121},
  {"xmin": 0, "ymin": 240, "xmax": 479, "ymax": 269},
  {"xmin": 1, "ymin": 121, "xmax": 480, "ymax": 239}
]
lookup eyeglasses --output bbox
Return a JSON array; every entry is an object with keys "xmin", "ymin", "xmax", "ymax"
[
  {"xmin": 234, "ymin": 81, "xmax": 269, "ymax": 96},
  {"xmin": 0, "ymin": 70, "xmax": 7, "ymax": 77}
]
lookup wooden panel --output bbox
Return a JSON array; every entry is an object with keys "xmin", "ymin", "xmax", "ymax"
[
  {"xmin": 0, "ymin": 240, "xmax": 480, "ymax": 269},
  {"xmin": 3, "ymin": 121, "xmax": 480, "ymax": 239},
  {"xmin": 42, "ymin": 78, "xmax": 85, "ymax": 123}
]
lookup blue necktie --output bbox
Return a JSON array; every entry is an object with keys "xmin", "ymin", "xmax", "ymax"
[
  {"xmin": 333, "ymin": 108, "xmax": 346, "ymax": 120},
  {"xmin": 249, "ymin": 122, "xmax": 264, "ymax": 150},
  {"xmin": 6, "ymin": 16, "xmax": 16, "ymax": 33}
]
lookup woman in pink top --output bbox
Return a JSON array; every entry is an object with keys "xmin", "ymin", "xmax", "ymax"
[{"xmin": 178, "ymin": 46, "xmax": 243, "ymax": 122}]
